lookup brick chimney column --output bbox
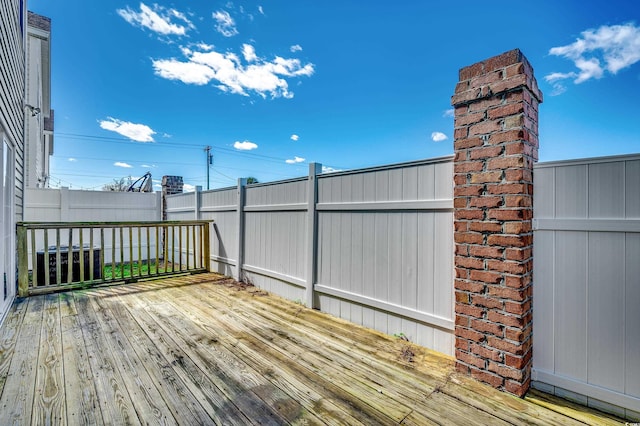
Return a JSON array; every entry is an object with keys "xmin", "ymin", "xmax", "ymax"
[{"xmin": 451, "ymin": 49, "xmax": 543, "ymax": 396}]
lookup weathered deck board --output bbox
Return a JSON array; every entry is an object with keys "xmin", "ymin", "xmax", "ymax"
[{"xmin": 0, "ymin": 273, "xmax": 625, "ymax": 425}]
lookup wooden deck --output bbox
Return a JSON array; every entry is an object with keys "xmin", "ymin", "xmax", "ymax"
[{"xmin": 0, "ymin": 273, "xmax": 624, "ymax": 425}]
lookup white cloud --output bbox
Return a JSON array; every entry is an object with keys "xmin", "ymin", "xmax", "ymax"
[
  {"xmin": 183, "ymin": 183, "xmax": 196, "ymax": 192},
  {"xmin": 117, "ymin": 3, "xmax": 192, "ymax": 36},
  {"xmin": 443, "ymin": 109, "xmax": 455, "ymax": 118},
  {"xmin": 290, "ymin": 134, "xmax": 299, "ymax": 141},
  {"xmin": 141, "ymin": 164, "xmax": 157, "ymax": 168},
  {"xmin": 431, "ymin": 132, "xmax": 448, "ymax": 142},
  {"xmin": 285, "ymin": 156, "xmax": 305, "ymax": 164},
  {"xmin": 196, "ymin": 43, "xmax": 214, "ymax": 51},
  {"xmin": 68, "ymin": 157, "xmax": 77, "ymax": 162},
  {"xmin": 114, "ymin": 162, "xmax": 133, "ymax": 168},
  {"xmin": 546, "ymin": 23, "xmax": 640, "ymax": 92},
  {"xmin": 213, "ymin": 10, "xmax": 238, "ymax": 37},
  {"xmin": 233, "ymin": 140, "xmax": 258, "ymax": 150},
  {"xmin": 321, "ymin": 166, "xmax": 341, "ymax": 174},
  {"xmin": 290, "ymin": 44, "xmax": 302, "ymax": 52},
  {"xmin": 152, "ymin": 45, "xmax": 315, "ymax": 99},
  {"xmin": 242, "ymin": 44, "xmax": 258, "ymax": 62},
  {"xmin": 99, "ymin": 117, "xmax": 156, "ymax": 142},
  {"xmin": 258, "ymin": 6, "xmax": 265, "ymax": 15}
]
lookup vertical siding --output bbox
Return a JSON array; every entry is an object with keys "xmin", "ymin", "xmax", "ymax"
[
  {"xmin": 0, "ymin": 0, "xmax": 26, "ymax": 220},
  {"xmin": 533, "ymin": 154, "xmax": 640, "ymax": 415}
]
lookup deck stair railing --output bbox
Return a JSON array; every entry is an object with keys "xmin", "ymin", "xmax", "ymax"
[{"xmin": 17, "ymin": 220, "xmax": 211, "ymax": 296}]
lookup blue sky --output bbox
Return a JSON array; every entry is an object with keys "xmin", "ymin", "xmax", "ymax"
[{"xmin": 28, "ymin": 0, "xmax": 640, "ymax": 191}]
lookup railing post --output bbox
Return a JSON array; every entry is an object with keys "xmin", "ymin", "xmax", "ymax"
[
  {"xmin": 235, "ymin": 178, "xmax": 247, "ymax": 281},
  {"xmin": 17, "ymin": 224, "xmax": 29, "ymax": 297},
  {"xmin": 305, "ymin": 163, "xmax": 322, "ymax": 308},
  {"xmin": 203, "ymin": 222, "xmax": 211, "ymax": 272}
]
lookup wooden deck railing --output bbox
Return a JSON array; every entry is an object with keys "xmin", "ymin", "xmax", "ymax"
[{"xmin": 17, "ymin": 220, "xmax": 211, "ymax": 296}]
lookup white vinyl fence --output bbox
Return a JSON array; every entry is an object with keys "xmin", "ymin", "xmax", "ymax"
[
  {"xmin": 533, "ymin": 154, "xmax": 640, "ymax": 417},
  {"xmin": 24, "ymin": 187, "xmax": 162, "ymax": 266},
  {"xmin": 167, "ymin": 156, "xmax": 455, "ymax": 355}
]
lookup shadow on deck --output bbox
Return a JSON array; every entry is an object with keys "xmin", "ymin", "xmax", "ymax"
[{"xmin": 0, "ymin": 273, "xmax": 623, "ymax": 425}]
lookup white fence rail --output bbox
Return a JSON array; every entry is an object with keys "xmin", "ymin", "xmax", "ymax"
[
  {"xmin": 532, "ymin": 154, "xmax": 640, "ymax": 417},
  {"xmin": 24, "ymin": 188, "xmax": 161, "ymax": 265},
  {"xmin": 166, "ymin": 156, "xmax": 455, "ymax": 355}
]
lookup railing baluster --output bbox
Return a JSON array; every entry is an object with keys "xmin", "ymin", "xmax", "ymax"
[
  {"xmin": 112, "ymin": 227, "xmax": 116, "ymax": 281},
  {"xmin": 44, "ymin": 230, "xmax": 49, "ymax": 287},
  {"xmin": 17, "ymin": 225, "xmax": 28, "ymax": 297},
  {"xmin": 137, "ymin": 226, "xmax": 142, "ymax": 278},
  {"xmin": 192, "ymin": 225, "xmax": 197, "ymax": 269},
  {"xmin": 67, "ymin": 227, "xmax": 73, "ymax": 284},
  {"xmin": 171, "ymin": 226, "xmax": 175, "ymax": 273},
  {"xmin": 119, "ymin": 227, "xmax": 124, "ymax": 280},
  {"xmin": 30, "ymin": 228, "xmax": 37, "ymax": 287},
  {"xmin": 155, "ymin": 225, "xmax": 160, "ymax": 277},
  {"xmin": 89, "ymin": 229, "xmax": 94, "ymax": 282},
  {"xmin": 146, "ymin": 226, "xmax": 151, "ymax": 277},
  {"xmin": 100, "ymin": 228, "xmax": 105, "ymax": 282},
  {"xmin": 56, "ymin": 228, "xmax": 61, "ymax": 286},
  {"xmin": 179, "ymin": 225, "xmax": 183, "ymax": 271},
  {"xmin": 79, "ymin": 228, "xmax": 85, "ymax": 282}
]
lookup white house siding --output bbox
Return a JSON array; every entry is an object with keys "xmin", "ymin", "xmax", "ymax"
[{"xmin": 0, "ymin": 0, "xmax": 26, "ymax": 221}]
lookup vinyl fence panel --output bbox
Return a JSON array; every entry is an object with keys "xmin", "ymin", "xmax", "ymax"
[{"xmin": 532, "ymin": 154, "xmax": 640, "ymax": 417}]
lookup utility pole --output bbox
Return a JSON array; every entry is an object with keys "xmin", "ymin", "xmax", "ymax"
[{"xmin": 204, "ymin": 146, "xmax": 213, "ymax": 190}]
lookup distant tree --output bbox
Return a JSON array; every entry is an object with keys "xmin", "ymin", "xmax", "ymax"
[
  {"xmin": 103, "ymin": 176, "xmax": 131, "ymax": 191},
  {"xmin": 246, "ymin": 177, "xmax": 259, "ymax": 184}
]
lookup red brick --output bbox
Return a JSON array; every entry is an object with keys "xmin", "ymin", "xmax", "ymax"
[
  {"xmin": 488, "ymin": 102, "xmax": 524, "ymax": 120},
  {"xmin": 469, "ymin": 246, "xmax": 504, "ymax": 259},
  {"xmin": 455, "ymin": 338, "xmax": 470, "ymax": 350},
  {"xmin": 506, "ymin": 141, "xmax": 536, "ymax": 157},
  {"xmin": 470, "ymin": 171, "xmax": 502, "ymax": 184},
  {"xmin": 469, "ymin": 120, "xmax": 501, "ymax": 136},
  {"xmin": 486, "ymin": 183, "xmax": 529, "ymax": 195},
  {"xmin": 489, "ymin": 73, "xmax": 527, "ymax": 95},
  {"xmin": 471, "ymin": 295, "xmax": 504, "ymax": 310},
  {"xmin": 488, "ymin": 361, "xmax": 524, "ymax": 381},
  {"xmin": 454, "ymin": 221, "xmax": 468, "ymax": 232},
  {"xmin": 505, "ymin": 351, "xmax": 532, "ymax": 369},
  {"xmin": 455, "ymin": 256, "xmax": 484, "ymax": 270},
  {"xmin": 456, "ymin": 291, "xmax": 470, "ymax": 304},
  {"xmin": 469, "ymin": 270, "xmax": 502, "ymax": 284},
  {"xmin": 454, "ymin": 185, "xmax": 483, "ymax": 197},
  {"xmin": 454, "ymin": 174, "xmax": 467, "ymax": 185},
  {"xmin": 455, "ymin": 326, "xmax": 486, "ymax": 343},
  {"xmin": 455, "ymin": 105, "xmax": 468, "ymax": 116},
  {"xmin": 452, "ymin": 88, "xmax": 483, "ymax": 105},
  {"xmin": 487, "ymin": 156, "xmax": 523, "ymax": 170},
  {"xmin": 459, "ymin": 62, "xmax": 485, "ymax": 81},
  {"xmin": 470, "ymin": 367, "xmax": 504, "ymax": 388},
  {"xmin": 456, "ymin": 303, "xmax": 485, "ymax": 319},
  {"xmin": 487, "ymin": 209, "xmax": 525, "ymax": 221},
  {"xmin": 454, "ymin": 138, "xmax": 484, "ymax": 150},
  {"xmin": 456, "ymin": 361, "xmax": 470, "ymax": 374},
  {"xmin": 487, "ymin": 310, "xmax": 526, "ymax": 328},
  {"xmin": 468, "ymin": 97, "xmax": 503, "ymax": 113},
  {"xmin": 454, "ymin": 127, "xmax": 469, "ymax": 139},
  {"xmin": 471, "ymin": 319, "xmax": 504, "ymax": 336},
  {"xmin": 456, "ymin": 316, "xmax": 470, "ymax": 328},
  {"xmin": 456, "ymin": 349, "xmax": 487, "ymax": 369},
  {"xmin": 487, "ymin": 234, "xmax": 529, "ymax": 248},
  {"xmin": 504, "ymin": 195, "xmax": 532, "ymax": 207},
  {"xmin": 486, "ymin": 259, "xmax": 527, "ymax": 275},
  {"xmin": 505, "ymin": 326, "xmax": 531, "ymax": 343},
  {"xmin": 455, "ymin": 112, "xmax": 485, "ymax": 127},
  {"xmin": 484, "ymin": 50, "xmax": 523, "ymax": 72},
  {"xmin": 455, "ymin": 244, "xmax": 469, "ymax": 256},
  {"xmin": 487, "ymin": 286, "xmax": 527, "ymax": 301},
  {"xmin": 469, "ymin": 197, "xmax": 503, "ymax": 209},
  {"xmin": 469, "ymin": 70, "xmax": 503, "ymax": 89},
  {"xmin": 470, "ymin": 343, "xmax": 503, "ymax": 362},
  {"xmin": 454, "ymin": 161, "xmax": 484, "ymax": 173},
  {"xmin": 455, "ymin": 279, "xmax": 485, "ymax": 294},
  {"xmin": 456, "ymin": 267, "xmax": 469, "ymax": 279},
  {"xmin": 505, "ymin": 275, "xmax": 532, "ymax": 288},
  {"xmin": 504, "ymin": 377, "xmax": 531, "ymax": 397},
  {"xmin": 455, "ymin": 209, "xmax": 484, "ymax": 220},
  {"xmin": 504, "ymin": 247, "xmax": 532, "ymax": 261},
  {"xmin": 488, "ymin": 130, "xmax": 526, "ymax": 145},
  {"xmin": 454, "ymin": 232, "xmax": 483, "ymax": 245},
  {"xmin": 486, "ymin": 335, "xmax": 529, "ymax": 355},
  {"xmin": 505, "ymin": 62, "xmax": 525, "ymax": 78},
  {"xmin": 504, "ymin": 300, "xmax": 531, "ymax": 315},
  {"xmin": 470, "ymin": 146, "xmax": 503, "ymax": 160},
  {"xmin": 454, "ymin": 197, "xmax": 468, "ymax": 208},
  {"xmin": 469, "ymin": 221, "xmax": 502, "ymax": 233},
  {"xmin": 504, "ymin": 169, "xmax": 527, "ymax": 182},
  {"xmin": 455, "ymin": 80, "xmax": 470, "ymax": 94}
]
